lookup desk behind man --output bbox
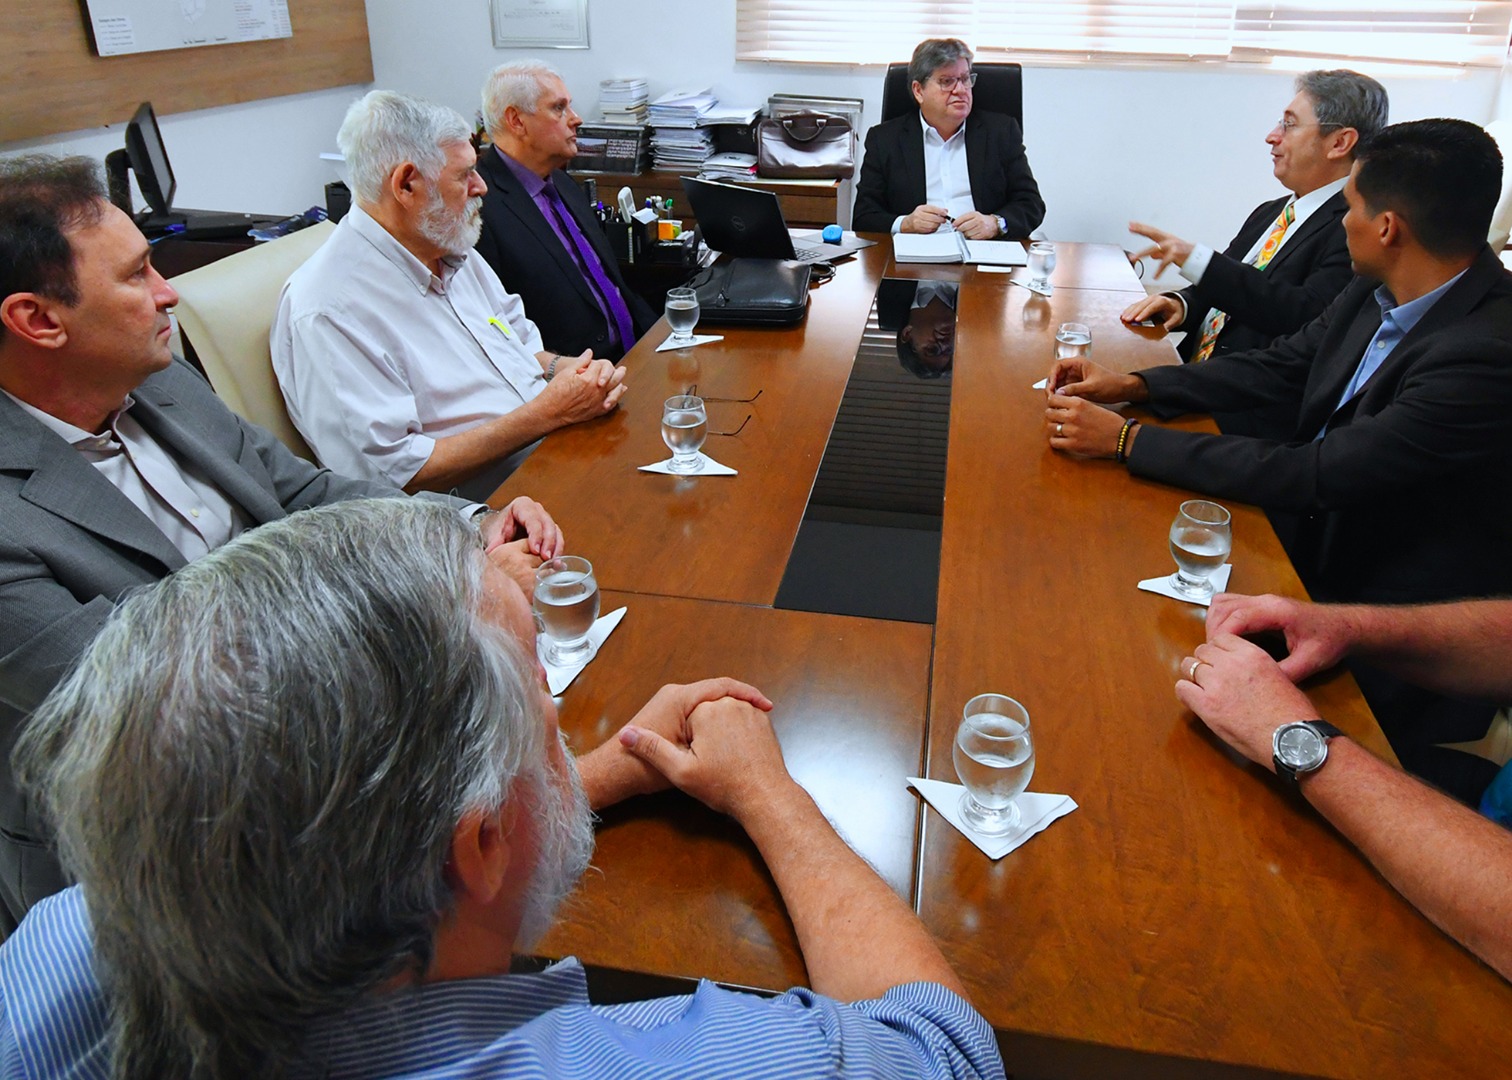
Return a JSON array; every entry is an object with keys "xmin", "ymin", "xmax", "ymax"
[
  {"xmin": 476, "ymin": 61, "xmax": 656, "ymax": 363},
  {"xmin": 854, "ymin": 37, "xmax": 1044, "ymax": 241}
]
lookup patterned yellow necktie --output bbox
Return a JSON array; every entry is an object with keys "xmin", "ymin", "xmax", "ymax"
[{"xmin": 1192, "ymin": 200, "xmax": 1296, "ymax": 363}]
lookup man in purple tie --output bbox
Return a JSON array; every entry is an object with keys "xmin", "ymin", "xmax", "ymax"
[{"xmin": 477, "ymin": 62, "xmax": 657, "ymax": 363}]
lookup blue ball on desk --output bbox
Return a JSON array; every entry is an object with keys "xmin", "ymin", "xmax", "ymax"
[{"xmin": 822, "ymin": 224, "xmax": 843, "ymax": 243}]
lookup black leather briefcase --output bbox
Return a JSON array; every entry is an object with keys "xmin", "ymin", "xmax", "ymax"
[{"xmin": 688, "ymin": 258, "xmax": 811, "ymax": 327}]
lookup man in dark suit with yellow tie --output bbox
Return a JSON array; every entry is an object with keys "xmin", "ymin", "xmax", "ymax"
[
  {"xmin": 475, "ymin": 61, "xmax": 656, "ymax": 363},
  {"xmin": 1123, "ymin": 71, "xmax": 1388, "ymax": 367}
]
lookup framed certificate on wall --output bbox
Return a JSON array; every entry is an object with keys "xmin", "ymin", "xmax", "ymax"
[{"xmin": 491, "ymin": 0, "xmax": 590, "ymax": 49}]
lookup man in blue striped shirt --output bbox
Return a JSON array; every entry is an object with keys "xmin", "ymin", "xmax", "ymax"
[{"xmin": 0, "ymin": 498, "xmax": 1003, "ymax": 1079}]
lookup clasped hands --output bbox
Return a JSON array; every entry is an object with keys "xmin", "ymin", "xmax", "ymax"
[
  {"xmin": 901, "ymin": 204, "xmax": 1000, "ymax": 240},
  {"xmin": 1043, "ymin": 357, "xmax": 1147, "ymax": 458},
  {"xmin": 581, "ymin": 677, "xmax": 797, "ymax": 820}
]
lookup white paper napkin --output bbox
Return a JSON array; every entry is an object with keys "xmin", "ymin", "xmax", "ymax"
[
  {"xmin": 1137, "ymin": 562, "xmax": 1232, "ymax": 607},
  {"xmin": 540, "ymin": 606, "xmax": 627, "ymax": 695},
  {"xmin": 1010, "ymin": 278, "xmax": 1053, "ymax": 297},
  {"xmin": 638, "ymin": 452, "xmax": 737, "ymax": 476},
  {"xmin": 1032, "ymin": 377, "xmax": 1048, "ymax": 390},
  {"xmin": 656, "ymin": 334, "xmax": 724, "ymax": 352},
  {"xmin": 909, "ymin": 777, "xmax": 1077, "ymax": 860}
]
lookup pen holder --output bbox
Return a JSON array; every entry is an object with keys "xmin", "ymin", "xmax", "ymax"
[{"xmin": 607, "ymin": 219, "xmax": 647, "ymax": 264}]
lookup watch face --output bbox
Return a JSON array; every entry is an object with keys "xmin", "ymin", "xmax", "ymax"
[{"xmin": 1277, "ymin": 726, "xmax": 1326, "ymax": 771}]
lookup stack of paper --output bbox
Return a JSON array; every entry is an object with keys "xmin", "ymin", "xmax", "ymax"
[
  {"xmin": 647, "ymin": 87, "xmax": 717, "ymax": 128},
  {"xmin": 700, "ymin": 151, "xmax": 758, "ymax": 180},
  {"xmin": 697, "ymin": 103, "xmax": 762, "ymax": 127},
  {"xmin": 599, "ymin": 77, "xmax": 648, "ymax": 125},
  {"xmin": 651, "ymin": 126, "xmax": 715, "ymax": 171}
]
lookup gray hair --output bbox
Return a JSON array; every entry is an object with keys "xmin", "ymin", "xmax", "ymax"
[
  {"xmin": 16, "ymin": 498, "xmax": 544, "ymax": 1080},
  {"xmin": 337, "ymin": 90, "xmax": 472, "ymax": 205},
  {"xmin": 482, "ymin": 60, "xmax": 561, "ymax": 135},
  {"xmin": 1296, "ymin": 69, "xmax": 1390, "ymax": 145},
  {"xmin": 909, "ymin": 38, "xmax": 973, "ymax": 89}
]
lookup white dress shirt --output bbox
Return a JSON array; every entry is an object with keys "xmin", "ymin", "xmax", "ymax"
[
  {"xmin": 272, "ymin": 205, "xmax": 548, "ymax": 502},
  {"xmin": 4, "ymin": 390, "xmax": 249, "ymax": 561},
  {"xmin": 891, "ymin": 115, "xmax": 974, "ymax": 235},
  {"xmin": 1179, "ymin": 175, "xmax": 1348, "ymax": 286}
]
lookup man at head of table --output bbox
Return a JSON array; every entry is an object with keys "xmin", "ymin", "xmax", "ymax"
[
  {"xmin": 1045, "ymin": 118, "xmax": 1512, "ymax": 803},
  {"xmin": 0, "ymin": 498, "xmax": 1005, "ymax": 1080},
  {"xmin": 852, "ymin": 37, "xmax": 1045, "ymax": 240},
  {"xmin": 272, "ymin": 90, "xmax": 627, "ymax": 504}
]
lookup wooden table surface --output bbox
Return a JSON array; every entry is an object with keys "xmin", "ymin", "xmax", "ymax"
[
  {"xmin": 538, "ymin": 591, "xmax": 931, "ymax": 993},
  {"xmin": 885, "ymin": 240, "xmax": 1149, "ymax": 294},
  {"xmin": 495, "ymin": 240, "xmax": 1512, "ymax": 1079}
]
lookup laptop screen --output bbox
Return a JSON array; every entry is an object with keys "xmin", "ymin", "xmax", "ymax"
[{"xmin": 680, "ymin": 176, "xmax": 798, "ymax": 260}]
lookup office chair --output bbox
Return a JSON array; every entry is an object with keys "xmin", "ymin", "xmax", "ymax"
[
  {"xmin": 879, "ymin": 62, "xmax": 1023, "ymax": 129},
  {"xmin": 170, "ymin": 220, "xmax": 335, "ymax": 462},
  {"xmin": 1484, "ymin": 120, "xmax": 1512, "ymax": 250}
]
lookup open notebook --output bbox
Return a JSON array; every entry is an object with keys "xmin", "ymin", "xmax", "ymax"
[{"xmin": 893, "ymin": 232, "xmax": 1028, "ymax": 266}]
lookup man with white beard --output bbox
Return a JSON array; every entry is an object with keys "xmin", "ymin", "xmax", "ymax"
[
  {"xmin": 0, "ymin": 499, "xmax": 1005, "ymax": 1079},
  {"xmin": 273, "ymin": 91, "xmax": 627, "ymax": 502}
]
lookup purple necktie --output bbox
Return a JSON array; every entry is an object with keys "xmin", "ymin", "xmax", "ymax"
[{"xmin": 543, "ymin": 183, "xmax": 636, "ymax": 353}]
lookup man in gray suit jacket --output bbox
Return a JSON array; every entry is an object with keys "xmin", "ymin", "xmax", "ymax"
[{"xmin": 0, "ymin": 155, "xmax": 560, "ymax": 926}]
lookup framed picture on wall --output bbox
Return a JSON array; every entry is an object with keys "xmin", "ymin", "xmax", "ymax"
[{"xmin": 491, "ymin": 0, "xmax": 589, "ymax": 49}]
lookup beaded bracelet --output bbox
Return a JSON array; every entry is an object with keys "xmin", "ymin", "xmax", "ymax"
[{"xmin": 1115, "ymin": 418, "xmax": 1140, "ymax": 464}]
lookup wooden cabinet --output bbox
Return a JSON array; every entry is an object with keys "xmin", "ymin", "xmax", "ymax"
[{"xmin": 568, "ymin": 169, "xmax": 843, "ymax": 229}]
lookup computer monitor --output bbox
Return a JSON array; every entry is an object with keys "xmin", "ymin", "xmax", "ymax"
[
  {"xmin": 104, "ymin": 102, "xmax": 262, "ymax": 240},
  {"xmin": 104, "ymin": 102, "xmax": 176, "ymax": 224},
  {"xmin": 125, "ymin": 102, "xmax": 175, "ymax": 217}
]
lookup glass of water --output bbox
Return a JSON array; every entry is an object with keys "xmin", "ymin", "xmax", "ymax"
[
  {"xmin": 661, "ymin": 394, "xmax": 708, "ymax": 473},
  {"xmin": 665, "ymin": 287, "xmax": 700, "ymax": 347},
  {"xmin": 1027, "ymin": 241, "xmax": 1056, "ymax": 290},
  {"xmin": 1168, "ymin": 500, "xmax": 1232, "ymax": 600},
  {"xmin": 1054, "ymin": 322, "xmax": 1091, "ymax": 362},
  {"xmin": 953, "ymin": 693, "xmax": 1035, "ymax": 836},
  {"xmin": 532, "ymin": 556, "xmax": 600, "ymax": 666}
]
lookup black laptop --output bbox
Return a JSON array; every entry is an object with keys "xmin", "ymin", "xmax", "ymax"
[{"xmin": 680, "ymin": 176, "xmax": 870, "ymax": 262}]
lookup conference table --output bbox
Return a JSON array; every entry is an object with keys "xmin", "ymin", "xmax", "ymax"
[{"xmin": 492, "ymin": 238, "xmax": 1512, "ymax": 1079}]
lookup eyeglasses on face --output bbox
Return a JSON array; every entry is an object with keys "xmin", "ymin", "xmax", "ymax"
[
  {"xmin": 1272, "ymin": 116, "xmax": 1343, "ymax": 134},
  {"xmin": 934, "ymin": 71, "xmax": 978, "ymax": 92}
]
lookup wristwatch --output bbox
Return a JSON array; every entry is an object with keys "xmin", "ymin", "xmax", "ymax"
[
  {"xmin": 993, "ymin": 214, "xmax": 1007, "ymax": 237},
  {"xmin": 1272, "ymin": 720, "xmax": 1344, "ymax": 783}
]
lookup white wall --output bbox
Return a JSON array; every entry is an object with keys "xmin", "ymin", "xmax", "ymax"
[
  {"xmin": 2, "ymin": 88, "xmax": 360, "ymax": 218},
  {"xmin": 4, "ymin": 0, "xmax": 1504, "ymax": 260}
]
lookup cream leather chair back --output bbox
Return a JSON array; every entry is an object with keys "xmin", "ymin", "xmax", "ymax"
[
  {"xmin": 169, "ymin": 221, "xmax": 336, "ymax": 462},
  {"xmin": 1483, "ymin": 120, "xmax": 1512, "ymax": 250}
]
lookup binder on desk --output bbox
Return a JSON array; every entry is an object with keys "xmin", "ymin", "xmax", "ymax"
[{"xmin": 893, "ymin": 232, "xmax": 1028, "ymax": 266}]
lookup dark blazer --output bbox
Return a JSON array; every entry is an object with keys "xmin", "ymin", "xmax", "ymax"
[
  {"xmin": 1171, "ymin": 190, "xmax": 1353, "ymax": 362},
  {"xmin": 0, "ymin": 359, "xmax": 441, "ymax": 922},
  {"xmin": 475, "ymin": 148, "xmax": 656, "ymax": 362},
  {"xmin": 1133, "ymin": 246, "xmax": 1512, "ymax": 610},
  {"xmin": 853, "ymin": 111, "xmax": 1045, "ymax": 238}
]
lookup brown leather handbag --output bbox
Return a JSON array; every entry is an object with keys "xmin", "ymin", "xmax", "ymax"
[{"xmin": 755, "ymin": 111, "xmax": 856, "ymax": 179}]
